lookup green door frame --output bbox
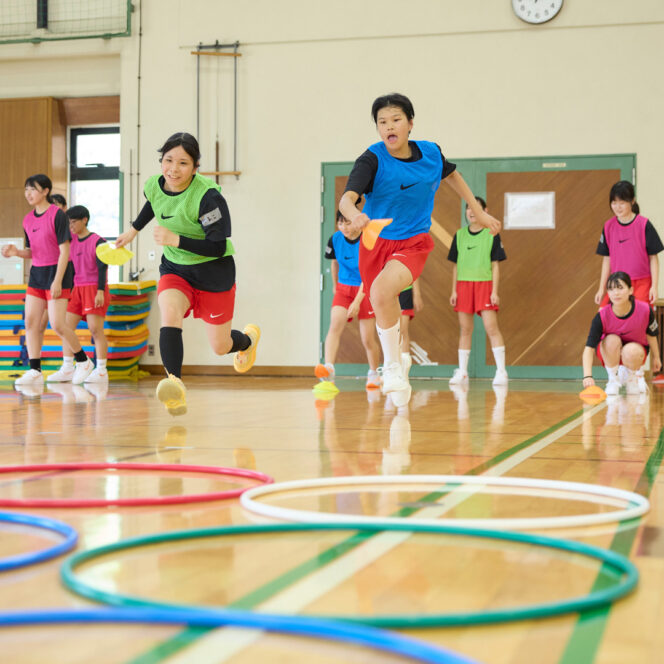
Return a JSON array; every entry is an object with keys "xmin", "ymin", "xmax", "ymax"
[{"xmin": 320, "ymin": 153, "xmax": 635, "ymax": 379}]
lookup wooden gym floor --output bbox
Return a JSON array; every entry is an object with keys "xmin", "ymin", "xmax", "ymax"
[{"xmin": 0, "ymin": 375, "xmax": 662, "ymax": 664}]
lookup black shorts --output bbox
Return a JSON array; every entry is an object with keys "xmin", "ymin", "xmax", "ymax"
[{"xmin": 28, "ymin": 263, "xmax": 74, "ymax": 290}]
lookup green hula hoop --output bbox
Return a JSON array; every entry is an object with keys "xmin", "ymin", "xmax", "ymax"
[{"xmin": 61, "ymin": 522, "xmax": 638, "ymax": 628}]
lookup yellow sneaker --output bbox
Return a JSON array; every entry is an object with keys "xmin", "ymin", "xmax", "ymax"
[
  {"xmin": 156, "ymin": 374, "xmax": 187, "ymax": 416},
  {"xmin": 233, "ymin": 324, "xmax": 260, "ymax": 373}
]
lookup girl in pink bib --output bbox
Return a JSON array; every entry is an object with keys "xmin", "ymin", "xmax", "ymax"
[
  {"xmin": 595, "ymin": 181, "xmax": 663, "ymax": 306},
  {"xmin": 1, "ymin": 174, "xmax": 95, "ymax": 389},
  {"xmin": 583, "ymin": 272, "xmax": 660, "ymax": 395}
]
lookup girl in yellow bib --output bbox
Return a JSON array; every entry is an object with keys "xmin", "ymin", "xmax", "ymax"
[{"xmin": 116, "ymin": 133, "xmax": 259, "ymax": 415}]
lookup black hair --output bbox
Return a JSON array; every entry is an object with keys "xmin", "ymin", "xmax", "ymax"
[
  {"xmin": 371, "ymin": 93, "xmax": 415, "ymax": 123},
  {"xmin": 475, "ymin": 196, "xmax": 487, "ymax": 210},
  {"xmin": 66, "ymin": 205, "xmax": 90, "ymax": 223},
  {"xmin": 24, "ymin": 174, "xmax": 53, "ymax": 203},
  {"xmin": 609, "ymin": 181, "xmax": 639, "ymax": 215},
  {"xmin": 158, "ymin": 132, "xmax": 201, "ymax": 167},
  {"xmin": 51, "ymin": 194, "xmax": 67, "ymax": 208},
  {"xmin": 606, "ymin": 271, "xmax": 635, "ymax": 303}
]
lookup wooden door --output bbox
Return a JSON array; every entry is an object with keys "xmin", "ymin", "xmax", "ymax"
[{"xmin": 321, "ymin": 155, "xmax": 635, "ymax": 378}]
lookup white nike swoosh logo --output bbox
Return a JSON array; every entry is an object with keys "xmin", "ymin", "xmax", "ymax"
[
  {"xmin": 84, "ymin": 307, "xmax": 94, "ymax": 311},
  {"xmin": 210, "ymin": 312, "xmax": 224, "ymax": 318},
  {"xmin": 392, "ymin": 253, "xmax": 407, "ymax": 257}
]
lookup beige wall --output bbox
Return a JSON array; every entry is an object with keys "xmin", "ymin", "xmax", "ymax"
[{"xmin": 1, "ymin": 0, "xmax": 663, "ymax": 367}]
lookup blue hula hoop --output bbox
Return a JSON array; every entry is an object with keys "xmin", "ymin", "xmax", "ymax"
[
  {"xmin": 0, "ymin": 511, "xmax": 77, "ymax": 572},
  {"xmin": 0, "ymin": 607, "xmax": 479, "ymax": 664}
]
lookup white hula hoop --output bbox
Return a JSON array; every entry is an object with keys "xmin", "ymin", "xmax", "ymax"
[{"xmin": 239, "ymin": 475, "xmax": 650, "ymax": 531}]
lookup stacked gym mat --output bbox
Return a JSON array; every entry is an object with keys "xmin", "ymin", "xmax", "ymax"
[{"xmin": 0, "ymin": 281, "xmax": 155, "ymax": 381}]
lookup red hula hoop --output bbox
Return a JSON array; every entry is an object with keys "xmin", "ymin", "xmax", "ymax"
[{"xmin": 0, "ymin": 463, "xmax": 273, "ymax": 508}]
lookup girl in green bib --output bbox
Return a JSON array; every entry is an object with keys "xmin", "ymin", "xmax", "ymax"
[
  {"xmin": 447, "ymin": 196, "xmax": 507, "ymax": 387},
  {"xmin": 116, "ymin": 133, "xmax": 259, "ymax": 415}
]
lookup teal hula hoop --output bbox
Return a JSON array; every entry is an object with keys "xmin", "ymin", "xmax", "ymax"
[{"xmin": 61, "ymin": 522, "xmax": 638, "ymax": 628}]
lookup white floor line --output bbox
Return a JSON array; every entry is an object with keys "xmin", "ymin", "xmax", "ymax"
[{"xmin": 164, "ymin": 402, "xmax": 606, "ymax": 663}]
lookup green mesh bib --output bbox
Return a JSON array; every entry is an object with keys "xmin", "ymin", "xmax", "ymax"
[
  {"xmin": 144, "ymin": 173, "xmax": 234, "ymax": 265},
  {"xmin": 456, "ymin": 226, "xmax": 493, "ymax": 281}
]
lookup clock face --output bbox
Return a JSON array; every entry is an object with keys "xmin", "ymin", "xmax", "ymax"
[{"xmin": 512, "ymin": 0, "xmax": 563, "ymax": 24}]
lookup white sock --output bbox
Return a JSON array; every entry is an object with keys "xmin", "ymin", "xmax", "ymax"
[
  {"xmin": 606, "ymin": 365, "xmax": 619, "ymax": 381},
  {"xmin": 376, "ymin": 322, "xmax": 401, "ymax": 366},
  {"xmin": 97, "ymin": 359, "xmax": 107, "ymax": 370},
  {"xmin": 492, "ymin": 346, "xmax": 506, "ymax": 372},
  {"xmin": 458, "ymin": 349, "xmax": 470, "ymax": 374},
  {"xmin": 62, "ymin": 356, "xmax": 74, "ymax": 368}
]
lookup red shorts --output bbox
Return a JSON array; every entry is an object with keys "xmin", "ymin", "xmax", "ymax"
[
  {"xmin": 455, "ymin": 281, "xmax": 498, "ymax": 315},
  {"xmin": 158, "ymin": 273, "xmax": 235, "ymax": 325},
  {"xmin": 67, "ymin": 284, "xmax": 110, "ymax": 318},
  {"xmin": 27, "ymin": 286, "xmax": 72, "ymax": 301},
  {"xmin": 600, "ymin": 276, "xmax": 651, "ymax": 307},
  {"xmin": 596, "ymin": 340, "xmax": 648, "ymax": 367},
  {"xmin": 332, "ymin": 283, "xmax": 374, "ymax": 320},
  {"xmin": 359, "ymin": 232, "xmax": 434, "ymax": 293}
]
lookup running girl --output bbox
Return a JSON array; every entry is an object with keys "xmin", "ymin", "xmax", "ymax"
[
  {"xmin": 339, "ymin": 93, "xmax": 500, "ymax": 407},
  {"xmin": 115, "ymin": 132, "xmax": 259, "ymax": 416}
]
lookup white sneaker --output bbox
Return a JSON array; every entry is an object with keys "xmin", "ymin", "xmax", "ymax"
[
  {"xmin": 636, "ymin": 374, "xmax": 648, "ymax": 393},
  {"xmin": 46, "ymin": 364, "xmax": 75, "ymax": 382},
  {"xmin": 401, "ymin": 352, "xmax": 412, "ymax": 377},
  {"xmin": 449, "ymin": 368, "xmax": 468, "ymax": 385},
  {"xmin": 72, "ymin": 359, "xmax": 95, "ymax": 385},
  {"xmin": 625, "ymin": 372, "xmax": 640, "ymax": 395},
  {"xmin": 366, "ymin": 369, "xmax": 381, "ymax": 389},
  {"xmin": 605, "ymin": 378, "xmax": 621, "ymax": 396},
  {"xmin": 15, "ymin": 369, "xmax": 44, "ymax": 387},
  {"xmin": 380, "ymin": 362, "xmax": 411, "ymax": 408},
  {"xmin": 492, "ymin": 369, "xmax": 509, "ymax": 386},
  {"xmin": 617, "ymin": 366, "xmax": 629, "ymax": 386},
  {"xmin": 85, "ymin": 367, "xmax": 109, "ymax": 384}
]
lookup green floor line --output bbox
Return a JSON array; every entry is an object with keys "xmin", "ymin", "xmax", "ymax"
[
  {"xmin": 126, "ymin": 405, "xmax": 589, "ymax": 664},
  {"xmin": 559, "ymin": 426, "xmax": 664, "ymax": 664}
]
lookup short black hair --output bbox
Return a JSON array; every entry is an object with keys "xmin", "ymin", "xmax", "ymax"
[
  {"xmin": 51, "ymin": 194, "xmax": 67, "ymax": 207},
  {"xmin": 371, "ymin": 93, "xmax": 415, "ymax": 123},
  {"xmin": 66, "ymin": 205, "xmax": 90, "ymax": 222},
  {"xmin": 475, "ymin": 196, "xmax": 487, "ymax": 210}
]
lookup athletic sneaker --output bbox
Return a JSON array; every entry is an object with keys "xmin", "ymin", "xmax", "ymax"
[
  {"xmin": 72, "ymin": 359, "xmax": 95, "ymax": 385},
  {"xmin": 366, "ymin": 369, "xmax": 381, "ymax": 389},
  {"xmin": 492, "ymin": 369, "xmax": 509, "ymax": 386},
  {"xmin": 401, "ymin": 351, "xmax": 412, "ymax": 377},
  {"xmin": 85, "ymin": 367, "xmax": 109, "ymax": 384},
  {"xmin": 380, "ymin": 362, "xmax": 411, "ymax": 408},
  {"xmin": 15, "ymin": 369, "xmax": 44, "ymax": 387},
  {"xmin": 46, "ymin": 364, "xmax": 74, "ymax": 382},
  {"xmin": 624, "ymin": 371, "xmax": 641, "ymax": 395},
  {"xmin": 605, "ymin": 377, "xmax": 621, "ymax": 396},
  {"xmin": 315, "ymin": 362, "xmax": 335, "ymax": 382},
  {"xmin": 449, "ymin": 368, "xmax": 469, "ymax": 385},
  {"xmin": 156, "ymin": 374, "xmax": 187, "ymax": 416},
  {"xmin": 635, "ymin": 371, "xmax": 648, "ymax": 393},
  {"xmin": 234, "ymin": 324, "xmax": 261, "ymax": 373}
]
